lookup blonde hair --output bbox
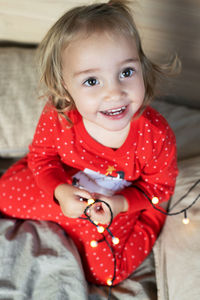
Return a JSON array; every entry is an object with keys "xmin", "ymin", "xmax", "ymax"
[{"xmin": 37, "ymin": 0, "xmax": 180, "ymax": 120}]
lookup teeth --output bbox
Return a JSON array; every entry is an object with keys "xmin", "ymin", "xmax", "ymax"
[{"xmin": 102, "ymin": 106, "xmax": 126, "ymax": 116}]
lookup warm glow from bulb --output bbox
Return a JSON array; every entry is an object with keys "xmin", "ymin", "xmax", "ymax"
[
  {"xmin": 97, "ymin": 226, "xmax": 105, "ymax": 233},
  {"xmin": 88, "ymin": 198, "xmax": 95, "ymax": 205},
  {"xmin": 182, "ymin": 217, "xmax": 190, "ymax": 225},
  {"xmin": 107, "ymin": 278, "xmax": 112, "ymax": 286},
  {"xmin": 152, "ymin": 197, "xmax": 159, "ymax": 204},
  {"xmin": 112, "ymin": 237, "xmax": 120, "ymax": 245},
  {"xmin": 90, "ymin": 240, "xmax": 98, "ymax": 248}
]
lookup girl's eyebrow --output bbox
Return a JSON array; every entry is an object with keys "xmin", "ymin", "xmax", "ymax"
[
  {"xmin": 123, "ymin": 58, "xmax": 139, "ymax": 63},
  {"xmin": 73, "ymin": 58, "xmax": 139, "ymax": 77},
  {"xmin": 73, "ymin": 68, "xmax": 100, "ymax": 77}
]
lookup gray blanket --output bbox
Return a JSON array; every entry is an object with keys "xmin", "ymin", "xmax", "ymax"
[{"xmin": 0, "ymin": 218, "xmax": 157, "ymax": 300}]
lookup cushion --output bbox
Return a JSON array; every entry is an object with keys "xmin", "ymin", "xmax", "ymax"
[
  {"xmin": 153, "ymin": 155, "xmax": 200, "ymax": 300},
  {"xmin": 0, "ymin": 46, "xmax": 44, "ymax": 157},
  {"xmin": 151, "ymin": 100, "xmax": 200, "ymax": 160}
]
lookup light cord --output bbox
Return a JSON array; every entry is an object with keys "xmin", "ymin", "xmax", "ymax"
[
  {"xmin": 131, "ymin": 179, "xmax": 200, "ymax": 216},
  {"xmin": 79, "ymin": 179, "xmax": 200, "ymax": 299}
]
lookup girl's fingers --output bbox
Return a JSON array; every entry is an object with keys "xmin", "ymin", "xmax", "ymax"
[
  {"xmin": 75, "ymin": 188, "xmax": 93, "ymax": 202},
  {"xmin": 89, "ymin": 202, "xmax": 110, "ymax": 224},
  {"xmin": 71, "ymin": 189, "xmax": 112, "ymax": 223},
  {"xmin": 72, "ymin": 189, "xmax": 98, "ymax": 217}
]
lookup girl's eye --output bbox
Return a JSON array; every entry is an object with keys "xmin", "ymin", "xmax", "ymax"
[
  {"xmin": 120, "ymin": 68, "xmax": 134, "ymax": 78},
  {"xmin": 84, "ymin": 77, "xmax": 99, "ymax": 86}
]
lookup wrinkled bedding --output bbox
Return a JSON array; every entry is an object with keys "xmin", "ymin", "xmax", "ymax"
[
  {"xmin": 0, "ymin": 219, "xmax": 88, "ymax": 300},
  {"xmin": 0, "ymin": 218, "xmax": 157, "ymax": 300},
  {"xmin": 154, "ymin": 156, "xmax": 200, "ymax": 300}
]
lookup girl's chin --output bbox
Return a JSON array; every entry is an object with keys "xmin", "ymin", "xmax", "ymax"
[{"xmin": 99, "ymin": 118, "xmax": 131, "ymax": 132}]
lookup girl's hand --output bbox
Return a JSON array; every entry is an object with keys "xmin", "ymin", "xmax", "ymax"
[
  {"xmin": 54, "ymin": 183, "xmax": 92, "ymax": 218},
  {"xmin": 89, "ymin": 194, "xmax": 128, "ymax": 224}
]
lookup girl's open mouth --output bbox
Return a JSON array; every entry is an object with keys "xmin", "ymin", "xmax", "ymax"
[{"xmin": 100, "ymin": 105, "xmax": 128, "ymax": 117}]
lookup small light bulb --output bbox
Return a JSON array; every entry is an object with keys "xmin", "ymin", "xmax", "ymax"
[
  {"xmin": 112, "ymin": 237, "xmax": 120, "ymax": 245},
  {"xmin": 88, "ymin": 198, "xmax": 95, "ymax": 205},
  {"xmin": 107, "ymin": 278, "xmax": 112, "ymax": 286},
  {"xmin": 90, "ymin": 240, "xmax": 98, "ymax": 248},
  {"xmin": 182, "ymin": 217, "xmax": 190, "ymax": 225},
  {"xmin": 152, "ymin": 196, "xmax": 159, "ymax": 204},
  {"xmin": 182, "ymin": 210, "xmax": 190, "ymax": 225},
  {"xmin": 97, "ymin": 226, "xmax": 105, "ymax": 233}
]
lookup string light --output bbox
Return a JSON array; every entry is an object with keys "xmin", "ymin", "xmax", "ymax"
[
  {"xmin": 112, "ymin": 237, "xmax": 120, "ymax": 245},
  {"xmin": 80, "ymin": 179, "xmax": 199, "ymax": 299},
  {"xmin": 132, "ymin": 180, "xmax": 200, "ymax": 224},
  {"xmin": 152, "ymin": 196, "xmax": 159, "ymax": 204},
  {"xmin": 88, "ymin": 198, "xmax": 95, "ymax": 205},
  {"xmin": 182, "ymin": 210, "xmax": 190, "ymax": 225},
  {"xmin": 81, "ymin": 199, "xmax": 117, "ymax": 292},
  {"xmin": 90, "ymin": 240, "xmax": 98, "ymax": 247},
  {"xmin": 182, "ymin": 217, "xmax": 190, "ymax": 225},
  {"xmin": 97, "ymin": 225, "xmax": 105, "ymax": 233},
  {"xmin": 106, "ymin": 278, "xmax": 113, "ymax": 286}
]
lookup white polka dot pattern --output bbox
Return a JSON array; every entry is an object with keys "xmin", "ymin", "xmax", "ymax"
[{"xmin": 0, "ymin": 102, "xmax": 178, "ymax": 285}]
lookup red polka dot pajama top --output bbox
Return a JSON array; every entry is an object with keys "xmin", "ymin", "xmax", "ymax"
[{"xmin": 0, "ymin": 101, "xmax": 178, "ymax": 285}]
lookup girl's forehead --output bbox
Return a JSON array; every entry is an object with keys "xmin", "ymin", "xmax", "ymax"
[
  {"xmin": 63, "ymin": 30, "xmax": 137, "ymax": 55},
  {"xmin": 61, "ymin": 32, "xmax": 140, "ymax": 73}
]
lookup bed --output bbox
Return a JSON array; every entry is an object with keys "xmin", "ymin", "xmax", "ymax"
[{"xmin": 0, "ymin": 1, "xmax": 200, "ymax": 299}]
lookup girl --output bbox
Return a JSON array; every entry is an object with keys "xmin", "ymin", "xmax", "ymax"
[{"xmin": 0, "ymin": 0, "xmax": 178, "ymax": 286}]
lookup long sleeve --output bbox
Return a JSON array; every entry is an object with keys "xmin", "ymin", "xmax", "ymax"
[
  {"xmin": 27, "ymin": 103, "xmax": 70, "ymax": 196},
  {"xmin": 117, "ymin": 110, "xmax": 178, "ymax": 214}
]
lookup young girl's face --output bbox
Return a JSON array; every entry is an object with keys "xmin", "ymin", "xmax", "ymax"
[{"xmin": 62, "ymin": 32, "xmax": 145, "ymax": 133}]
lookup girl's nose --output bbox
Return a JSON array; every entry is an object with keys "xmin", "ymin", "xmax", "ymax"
[{"xmin": 103, "ymin": 82, "xmax": 126, "ymax": 102}]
